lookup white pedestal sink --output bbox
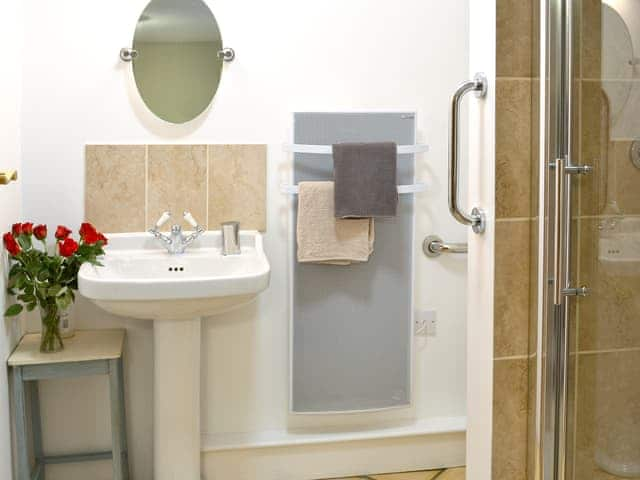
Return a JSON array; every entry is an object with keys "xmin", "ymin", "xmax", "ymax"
[{"xmin": 78, "ymin": 231, "xmax": 270, "ymax": 480}]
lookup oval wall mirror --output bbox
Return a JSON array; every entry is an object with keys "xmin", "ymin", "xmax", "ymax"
[{"xmin": 127, "ymin": 0, "xmax": 230, "ymax": 124}]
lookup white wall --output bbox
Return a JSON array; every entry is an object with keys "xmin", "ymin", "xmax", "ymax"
[
  {"xmin": 0, "ymin": 2, "xmax": 23, "ymax": 479},
  {"xmin": 20, "ymin": 1, "xmax": 469, "ymax": 478}
]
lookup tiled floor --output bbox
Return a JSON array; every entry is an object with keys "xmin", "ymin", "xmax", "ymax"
[{"xmin": 326, "ymin": 467, "xmax": 465, "ymax": 480}]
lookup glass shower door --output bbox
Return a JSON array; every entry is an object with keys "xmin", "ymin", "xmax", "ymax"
[{"xmin": 540, "ymin": 1, "xmax": 640, "ymax": 479}]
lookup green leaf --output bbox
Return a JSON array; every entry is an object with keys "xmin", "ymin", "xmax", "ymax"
[{"xmin": 4, "ymin": 304, "xmax": 23, "ymax": 317}]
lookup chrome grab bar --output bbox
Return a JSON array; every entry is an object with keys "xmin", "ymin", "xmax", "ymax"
[
  {"xmin": 553, "ymin": 157, "xmax": 566, "ymax": 306},
  {"xmin": 449, "ymin": 73, "xmax": 488, "ymax": 234},
  {"xmin": 423, "ymin": 235, "xmax": 468, "ymax": 258}
]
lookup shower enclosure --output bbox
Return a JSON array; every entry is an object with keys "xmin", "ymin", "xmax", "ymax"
[{"xmin": 537, "ymin": 0, "xmax": 640, "ymax": 479}]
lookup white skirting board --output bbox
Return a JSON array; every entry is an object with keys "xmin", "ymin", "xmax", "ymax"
[{"xmin": 202, "ymin": 426, "xmax": 465, "ymax": 480}]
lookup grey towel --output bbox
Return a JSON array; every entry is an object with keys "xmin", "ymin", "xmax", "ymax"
[{"xmin": 332, "ymin": 142, "xmax": 398, "ymax": 218}]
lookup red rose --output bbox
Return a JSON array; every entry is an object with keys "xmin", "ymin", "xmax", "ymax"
[
  {"xmin": 3, "ymin": 232, "xmax": 21, "ymax": 256},
  {"xmin": 79, "ymin": 222, "xmax": 97, "ymax": 240},
  {"xmin": 97, "ymin": 233, "xmax": 108, "ymax": 245},
  {"xmin": 82, "ymin": 229, "xmax": 100, "ymax": 245},
  {"xmin": 58, "ymin": 237, "xmax": 79, "ymax": 257},
  {"xmin": 33, "ymin": 224, "xmax": 47, "ymax": 241},
  {"xmin": 21, "ymin": 222, "xmax": 34, "ymax": 236},
  {"xmin": 55, "ymin": 225, "xmax": 72, "ymax": 241},
  {"xmin": 12, "ymin": 223, "xmax": 22, "ymax": 236}
]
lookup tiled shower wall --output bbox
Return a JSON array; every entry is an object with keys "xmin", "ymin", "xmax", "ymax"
[
  {"xmin": 85, "ymin": 144, "xmax": 266, "ymax": 233},
  {"xmin": 572, "ymin": 2, "xmax": 640, "ymax": 479},
  {"xmin": 493, "ymin": 0, "xmax": 539, "ymax": 479}
]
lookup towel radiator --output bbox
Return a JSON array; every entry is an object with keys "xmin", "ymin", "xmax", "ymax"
[{"xmin": 449, "ymin": 73, "xmax": 488, "ymax": 234}]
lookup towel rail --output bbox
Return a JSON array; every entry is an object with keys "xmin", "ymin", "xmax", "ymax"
[
  {"xmin": 280, "ymin": 183, "xmax": 425, "ymax": 195},
  {"xmin": 283, "ymin": 144, "xmax": 429, "ymax": 155}
]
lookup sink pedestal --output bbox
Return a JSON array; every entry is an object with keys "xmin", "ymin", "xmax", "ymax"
[{"xmin": 154, "ymin": 318, "xmax": 202, "ymax": 480}]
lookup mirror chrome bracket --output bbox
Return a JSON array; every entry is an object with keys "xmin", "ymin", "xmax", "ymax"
[
  {"xmin": 120, "ymin": 48, "xmax": 138, "ymax": 62},
  {"xmin": 218, "ymin": 47, "xmax": 235, "ymax": 62}
]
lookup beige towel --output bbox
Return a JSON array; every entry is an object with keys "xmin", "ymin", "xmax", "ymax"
[{"xmin": 297, "ymin": 181, "xmax": 374, "ymax": 265}]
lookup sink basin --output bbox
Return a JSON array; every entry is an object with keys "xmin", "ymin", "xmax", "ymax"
[
  {"xmin": 79, "ymin": 230, "xmax": 270, "ymax": 320},
  {"xmin": 78, "ymin": 230, "xmax": 270, "ymax": 480}
]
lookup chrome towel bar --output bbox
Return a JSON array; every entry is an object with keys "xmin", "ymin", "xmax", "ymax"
[
  {"xmin": 449, "ymin": 73, "xmax": 488, "ymax": 234},
  {"xmin": 423, "ymin": 235, "xmax": 468, "ymax": 258},
  {"xmin": 280, "ymin": 183, "xmax": 425, "ymax": 195},
  {"xmin": 283, "ymin": 143, "xmax": 429, "ymax": 155}
]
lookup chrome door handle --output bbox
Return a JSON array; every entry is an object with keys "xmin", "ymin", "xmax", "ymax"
[
  {"xmin": 449, "ymin": 73, "xmax": 488, "ymax": 234},
  {"xmin": 553, "ymin": 157, "xmax": 566, "ymax": 306}
]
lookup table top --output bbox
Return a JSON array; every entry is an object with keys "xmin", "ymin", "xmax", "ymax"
[{"xmin": 8, "ymin": 329, "xmax": 125, "ymax": 367}]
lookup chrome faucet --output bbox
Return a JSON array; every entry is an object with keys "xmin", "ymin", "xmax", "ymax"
[{"xmin": 149, "ymin": 211, "xmax": 205, "ymax": 254}]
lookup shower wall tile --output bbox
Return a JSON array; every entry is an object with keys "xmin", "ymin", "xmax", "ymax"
[
  {"xmin": 496, "ymin": 0, "xmax": 533, "ymax": 78},
  {"xmin": 578, "ymin": 80, "xmax": 605, "ymax": 217},
  {"xmin": 85, "ymin": 145, "xmax": 146, "ymax": 233},
  {"xmin": 496, "ymin": 79, "xmax": 533, "ymax": 219},
  {"xmin": 207, "ymin": 145, "xmax": 267, "ymax": 231},
  {"xmin": 494, "ymin": 220, "xmax": 531, "ymax": 358},
  {"xmin": 613, "ymin": 140, "xmax": 640, "ymax": 215},
  {"xmin": 574, "ymin": 350, "xmax": 640, "ymax": 480},
  {"xmin": 147, "ymin": 145, "xmax": 208, "ymax": 230},
  {"xmin": 581, "ymin": 0, "xmax": 602, "ymax": 79},
  {"xmin": 493, "ymin": 358, "xmax": 529, "ymax": 480},
  {"xmin": 577, "ymin": 217, "xmax": 640, "ymax": 351}
]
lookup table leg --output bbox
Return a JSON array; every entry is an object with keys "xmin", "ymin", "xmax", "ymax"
[
  {"xmin": 30, "ymin": 381, "xmax": 45, "ymax": 479},
  {"xmin": 12, "ymin": 367, "xmax": 30, "ymax": 480},
  {"xmin": 109, "ymin": 358, "xmax": 128, "ymax": 480}
]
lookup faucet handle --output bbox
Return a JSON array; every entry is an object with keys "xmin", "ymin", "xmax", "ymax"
[
  {"xmin": 154, "ymin": 211, "xmax": 172, "ymax": 229},
  {"xmin": 183, "ymin": 211, "xmax": 200, "ymax": 229}
]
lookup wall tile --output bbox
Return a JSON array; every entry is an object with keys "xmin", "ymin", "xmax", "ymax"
[
  {"xmin": 207, "ymin": 145, "xmax": 267, "ymax": 231},
  {"xmin": 85, "ymin": 145, "xmax": 146, "ymax": 233},
  {"xmin": 147, "ymin": 145, "xmax": 207, "ymax": 230},
  {"xmin": 575, "ymin": 351, "xmax": 640, "ymax": 479},
  {"xmin": 496, "ymin": 79, "xmax": 532, "ymax": 218},
  {"xmin": 579, "ymin": 80, "xmax": 605, "ymax": 217},
  {"xmin": 613, "ymin": 141, "xmax": 640, "ymax": 215},
  {"xmin": 581, "ymin": 0, "xmax": 602, "ymax": 79},
  {"xmin": 495, "ymin": 220, "xmax": 531, "ymax": 358},
  {"xmin": 577, "ymin": 217, "xmax": 640, "ymax": 351},
  {"xmin": 493, "ymin": 358, "xmax": 528, "ymax": 480},
  {"xmin": 497, "ymin": 0, "xmax": 533, "ymax": 78}
]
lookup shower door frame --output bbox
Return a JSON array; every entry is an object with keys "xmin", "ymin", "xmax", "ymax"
[{"xmin": 537, "ymin": 0, "xmax": 591, "ymax": 479}]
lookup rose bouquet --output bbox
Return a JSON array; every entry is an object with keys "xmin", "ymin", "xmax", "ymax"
[{"xmin": 3, "ymin": 222, "xmax": 107, "ymax": 352}]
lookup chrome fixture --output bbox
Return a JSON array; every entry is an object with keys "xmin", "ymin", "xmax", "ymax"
[
  {"xmin": 283, "ymin": 143, "xmax": 429, "ymax": 155},
  {"xmin": 221, "ymin": 221, "xmax": 241, "ymax": 256},
  {"xmin": 281, "ymin": 183, "xmax": 425, "ymax": 196},
  {"xmin": 217, "ymin": 47, "xmax": 236, "ymax": 62},
  {"xmin": 631, "ymin": 141, "xmax": 640, "ymax": 169},
  {"xmin": 119, "ymin": 47, "xmax": 138, "ymax": 62},
  {"xmin": 449, "ymin": 73, "xmax": 488, "ymax": 234},
  {"xmin": 281, "ymin": 142, "xmax": 429, "ymax": 196},
  {"xmin": 422, "ymin": 235, "xmax": 468, "ymax": 258},
  {"xmin": 148, "ymin": 211, "xmax": 205, "ymax": 254}
]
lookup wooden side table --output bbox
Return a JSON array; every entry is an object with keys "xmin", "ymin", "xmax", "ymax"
[{"xmin": 8, "ymin": 329, "xmax": 129, "ymax": 480}]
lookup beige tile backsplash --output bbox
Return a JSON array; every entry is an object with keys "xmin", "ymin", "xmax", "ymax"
[
  {"xmin": 147, "ymin": 145, "xmax": 208, "ymax": 230},
  {"xmin": 85, "ymin": 145, "xmax": 147, "ymax": 233},
  {"xmin": 208, "ymin": 145, "xmax": 267, "ymax": 231},
  {"xmin": 85, "ymin": 144, "xmax": 267, "ymax": 233}
]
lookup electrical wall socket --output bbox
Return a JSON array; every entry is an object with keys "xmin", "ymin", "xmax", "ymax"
[{"xmin": 415, "ymin": 310, "xmax": 437, "ymax": 337}]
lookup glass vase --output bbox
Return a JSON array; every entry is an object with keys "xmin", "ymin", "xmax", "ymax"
[{"xmin": 39, "ymin": 303, "xmax": 65, "ymax": 353}]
